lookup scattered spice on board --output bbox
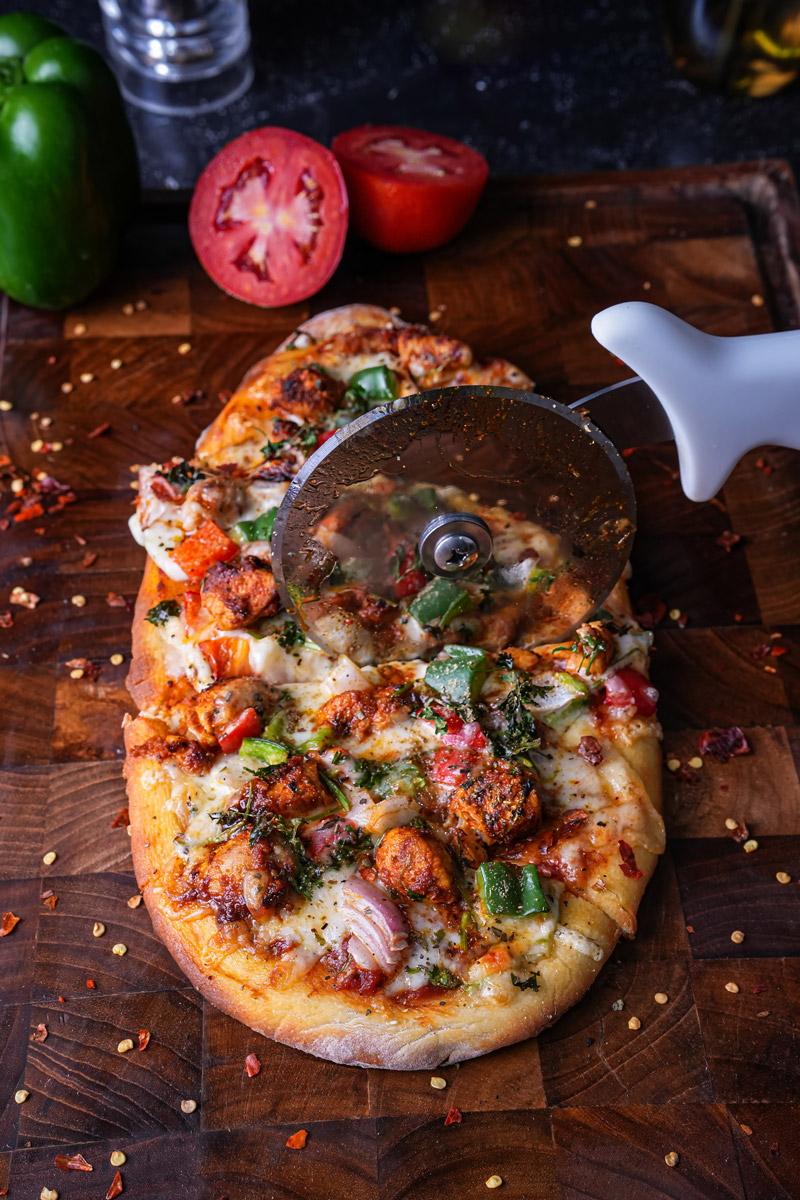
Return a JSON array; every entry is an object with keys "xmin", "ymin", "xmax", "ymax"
[
  {"xmin": 106, "ymin": 1170, "xmax": 124, "ymax": 1198},
  {"xmin": 716, "ymin": 530, "xmax": 741, "ymax": 551},
  {"xmin": 618, "ymin": 840, "xmax": 644, "ymax": 879},
  {"xmin": 111, "ymin": 808, "xmax": 130, "ymax": 828},
  {"xmin": 31, "ymin": 1023, "xmax": 48, "ymax": 1042},
  {"xmin": 66, "ymin": 657, "xmax": 100, "ymax": 681},
  {"xmin": 55, "ymin": 1153, "xmax": 93, "ymax": 1171},
  {"xmin": 286, "ymin": 1129, "xmax": 308, "ymax": 1149},
  {"xmin": 444, "ymin": 1105, "xmax": 462, "ymax": 1125},
  {"xmin": 698, "ymin": 727, "xmax": 751, "ymax": 762},
  {"xmin": 1, "ymin": 911, "xmax": 20, "ymax": 936},
  {"xmin": 106, "ymin": 592, "xmax": 128, "ymax": 608},
  {"xmin": 245, "ymin": 1053, "xmax": 261, "ymax": 1077},
  {"xmin": 137, "ymin": 1029, "xmax": 151, "ymax": 1051}
]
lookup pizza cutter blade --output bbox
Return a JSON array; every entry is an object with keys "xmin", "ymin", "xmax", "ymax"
[{"xmin": 272, "ymin": 386, "xmax": 636, "ymax": 664}]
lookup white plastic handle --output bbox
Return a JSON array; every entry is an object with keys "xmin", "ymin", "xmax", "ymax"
[{"xmin": 591, "ymin": 301, "xmax": 800, "ymax": 501}]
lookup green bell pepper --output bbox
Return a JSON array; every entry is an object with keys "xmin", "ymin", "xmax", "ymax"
[
  {"xmin": 477, "ymin": 861, "xmax": 550, "ymax": 916},
  {"xmin": 409, "ymin": 577, "xmax": 473, "ymax": 629},
  {"xmin": 425, "ymin": 644, "xmax": 488, "ymax": 705},
  {"xmin": 239, "ymin": 737, "xmax": 290, "ymax": 765},
  {"xmin": 0, "ymin": 12, "xmax": 139, "ymax": 309},
  {"xmin": 234, "ymin": 508, "xmax": 279, "ymax": 543}
]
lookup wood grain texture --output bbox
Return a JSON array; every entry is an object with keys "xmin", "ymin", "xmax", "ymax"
[{"xmin": 1, "ymin": 161, "xmax": 799, "ymax": 1196}]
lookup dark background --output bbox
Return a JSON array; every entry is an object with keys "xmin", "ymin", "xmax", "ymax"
[{"xmin": 4, "ymin": 0, "xmax": 800, "ymax": 189}]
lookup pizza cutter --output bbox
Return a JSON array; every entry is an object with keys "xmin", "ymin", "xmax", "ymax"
[{"xmin": 272, "ymin": 302, "xmax": 800, "ymax": 663}]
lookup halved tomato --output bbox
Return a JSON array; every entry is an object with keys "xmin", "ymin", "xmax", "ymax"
[
  {"xmin": 332, "ymin": 124, "xmax": 488, "ymax": 254},
  {"xmin": 189, "ymin": 127, "xmax": 349, "ymax": 307}
]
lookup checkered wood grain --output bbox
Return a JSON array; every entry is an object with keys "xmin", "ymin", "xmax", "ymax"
[{"xmin": 1, "ymin": 162, "xmax": 799, "ymax": 1199}]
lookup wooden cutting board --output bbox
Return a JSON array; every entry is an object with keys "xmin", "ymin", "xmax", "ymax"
[{"xmin": 1, "ymin": 160, "xmax": 799, "ymax": 1200}]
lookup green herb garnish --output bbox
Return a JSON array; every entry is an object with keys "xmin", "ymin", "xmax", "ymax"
[{"xmin": 145, "ymin": 599, "xmax": 181, "ymax": 626}]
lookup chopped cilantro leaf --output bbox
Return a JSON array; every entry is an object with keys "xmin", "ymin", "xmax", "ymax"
[{"xmin": 145, "ymin": 599, "xmax": 181, "ymax": 626}]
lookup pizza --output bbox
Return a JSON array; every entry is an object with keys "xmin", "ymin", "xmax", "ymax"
[{"xmin": 124, "ymin": 303, "xmax": 664, "ymax": 1069}]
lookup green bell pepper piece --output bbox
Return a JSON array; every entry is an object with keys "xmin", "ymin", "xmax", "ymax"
[
  {"xmin": 239, "ymin": 737, "xmax": 289, "ymax": 765},
  {"xmin": 0, "ymin": 12, "xmax": 139, "ymax": 309},
  {"xmin": 476, "ymin": 861, "xmax": 522, "ymax": 916},
  {"xmin": 519, "ymin": 864, "xmax": 550, "ymax": 915},
  {"xmin": 409, "ymin": 577, "xmax": 473, "ymax": 629},
  {"xmin": 553, "ymin": 670, "xmax": 590, "ymax": 697},
  {"xmin": 343, "ymin": 364, "xmax": 398, "ymax": 409},
  {"xmin": 234, "ymin": 508, "xmax": 278, "ymax": 543},
  {"xmin": 425, "ymin": 645, "xmax": 488, "ymax": 705}
]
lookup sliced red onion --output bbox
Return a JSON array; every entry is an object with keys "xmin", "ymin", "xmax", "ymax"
[
  {"xmin": 342, "ymin": 877, "xmax": 408, "ymax": 975},
  {"xmin": 347, "ymin": 934, "xmax": 380, "ymax": 971}
]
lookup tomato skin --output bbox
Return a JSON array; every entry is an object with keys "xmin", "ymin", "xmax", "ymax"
[
  {"xmin": 189, "ymin": 126, "xmax": 348, "ymax": 308},
  {"xmin": 332, "ymin": 124, "xmax": 488, "ymax": 254},
  {"xmin": 315, "ymin": 430, "xmax": 336, "ymax": 451},
  {"xmin": 432, "ymin": 746, "xmax": 479, "ymax": 786},
  {"xmin": 181, "ymin": 588, "xmax": 202, "ymax": 635},
  {"xmin": 170, "ymin": 520, "xmax": 238, "ymax": 582},
  {"xmin": 394, "ymin": 568, "xmax": 427, "ymax": 600},
  {"xmin": 604, "ymin": 668, "xmax": 659, "ymax": 717},
  {"xmin": 218, "ymin": 706, "xmax": 262, "ymax": 754},
  {"xmin": 442, "ymin": 718, "xmax": 487, "ymax": 750}
]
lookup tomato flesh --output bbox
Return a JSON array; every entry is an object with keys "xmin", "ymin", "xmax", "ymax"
[
  {"xmin": 604, "ymin": 668, "xmax": 659, "ymax": 717},
  {"xmin": 432, "ymin": 747, "xmax": 479, "ymax": 786},
  {"xmin": 218, "ymin": 706, "xmax": 262, "ymax": 754},
  {"xmin": 332, "ymin": 124, "xmax": 488, "ymax": 254},
  {"xmin": 190, "ymin": 127, "xmax": 348, "ymax": 308}
]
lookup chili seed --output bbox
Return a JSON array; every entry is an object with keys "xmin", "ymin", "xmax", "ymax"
[
  {"xmin": 41, "ymin": 1189, "xmax": 59, "ymax": 1200},
  {"xmin": 567, "ymin": 235, "xmax": 583, "ymax": 247},
  {"xmin": 60, "ymin": 381, "xmax": 73, "ymax": 394},
  {"xmin": 669, "ymin": 608, "xmax": 681, "ymax": 620},
  {"xmin": 725, "ymin": 982, "xmax": 740, "ymax": 993},
  {"xmin": 112, "ymin": 943, "xmax": 127, "ymax": 956},
  {"xmin": 11, "ymin": 478, "xmax": 24, "ymax": 493},
  {"xmin": 180, "ymin": 1098, "xmax": 197, "ymax": 1113},
  {"xmin": 42, "ymin": 851, "xmax": 56, "ymax": 866},
  {"xmin": 485, "ymin": 1176, "xmax": 503, "ymax": 1189},
  {"xmin": 654, "ymin": 993, "xmax": 669, "ymax": 1005},
  {"xmin": 117, "ymin": 1038, "xmax": 134, "ymax": 1053},
  {"xmin": 731, "ymin": 930, "xmax": 745, "ymax": 944},
  {"xmin": 177, "ymin": 342, "xmax": 192, "ymax": 355},
  {"xmin": 776, "ymin": 872, "xmax": 791, "ymax": 884},
  {"xmin": 643, "ymin": 280, "xmax": 652, "ymax": 290},
  {"xmin": 70, "ymin": 668, "xmax": 84, "ymax": 680},
  {"xmin": 73, "ymin": 322, "xmax": 87, "ymax": 335},
  {"xmin": 666, "ymin": 758, "xmax": 680, "ymax": 771},
  {"xmin": 51, "ymin": 441, "xmax": 63, "ymax": 452},
  {"xmin": 665, "ymin": 1151, "xmax": 679, "ymax": 1167},
  {"xmin": 430, "ymin": 1076, "xmax": 446, "ymax": 1089},
  {"xmin": 0, "ymin": 399, "xmax": 12, "ymax": 411},
  {"xmin": 687, "ymin": 756, "xmax": 703, "ymax": 769},
  {"xmin": 93, "ymin": 922, "xmax": 106, "ymax": 937},
  {"xmin": 31, "ymin": 439, "xmax": 44, "ymax": 452},
  {"xmin": 71, "ymin": 594, "xmax": 86, "ymax": 607},
  {"xmin": 110, "ymin": 654, "xmax": 124, "ymax": 666},
  {"xmin": 585, "ymin": 198, "xmax": 597, "ymax": 209},
  {"xmin": 628, "ymin": 1016, "xmax": 641, "ymax": 1030},
  {"xmin": 110, "ymin": 1151, "xmax": 126, "ymax": 1166},
  {"xmin": 127, "ymin": 895, "xmax": 142, "ymax": 908},
  {"xmin": 743, "ymin": 839, "xmax": 758, "ymax": 853},
  {"xmin": 122, "ymin": 303, "xmax": 135, "ymax": 315},
  {"xmin": 111, "ymin": 359, "xmax": 123, "ymax": 370},
  {"xmin": 751, "ymin": 293, "xmax": 764, "ymax": 307},
  {"xmin": 725, "ymin": 818, "xmax": 739, "ymax": 830},
  {"xmin": 79, "ymin": 372, "xmax": 94, "ymax": 384},
  {"xmin": 14, "ymin": 1089, "xmax": 29, "ymax": 1103},
  {"xmin": 611, "ymin": 998, "xmax": 625, "ymax": 1011},
  {"xmin": 741, "ymin": 1125, "xmax": 753, "ymax": 1136},
  {"xmin": 134, "ymin": 299, "xmax": 148, "ymax": 311},
  {"xmin": 39, "ymin": 416, "xmax": 52, "ymax": 428}
]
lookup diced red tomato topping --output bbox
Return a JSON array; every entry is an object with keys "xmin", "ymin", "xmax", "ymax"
[
  {"xmin": 170, "ymin": 520, "xmax": 238, "ymax": 582},
  {"xmin": 394, "ymin": 568, "xmax": 427, "ymax": 600},
  {"xmin": 181, "ymin": 588, "xmax": 202, "ymax": 634},
  {"xmin": 218, "ymin": 706, "xmax": 262, "ymax": 754},
  {"xmin": 604, "ymin": 668, "xmax": 659, "ymax": 717},
  {"xmin": 431, "ymin": 746, "xmax": 479, "ymax": 786},
  {"xmin": 315, "ymin": 430, "xmax": 336, "ymax": 450}
]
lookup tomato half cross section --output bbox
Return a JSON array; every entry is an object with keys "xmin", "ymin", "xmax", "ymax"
[
  {"xmin": 189, "ymin": 127, "xmax": 349, "ymax": 307},
  {"xmin": 332, "ymin": 124, "xmax": 488, "ymax": 254}
]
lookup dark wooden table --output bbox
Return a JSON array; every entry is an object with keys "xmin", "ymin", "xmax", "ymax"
[{"xmin": 1, "ymin": 162, "xmax": 799, "ymax": 1200}]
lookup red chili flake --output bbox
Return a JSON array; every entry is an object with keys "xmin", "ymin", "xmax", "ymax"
[
  {"xmin": 44, "ymin": 894, "xmax": 58, "ymax": 910},
  {"xmin": 673, "ymin": 764, "xmax": 698, "ymax": 783},
  {"xmin": 111, "ymin": 808, "xmax": 130, "ymax": 828},
  {"xmin": 218, "ymin": 389, "xmax": 233, "ymax": 404},
  {"xmin": 286, "ymin": 1129, "xmax": 308, "ymax": 1150},
  {"xmin": 106, "ymin": 1169, "xmax": 124, "ymax": 1198},
  {"xmin": 66, "ymin": 657, "xmax": 100, "ymax": 682},
  {"xmin": 14, "ymin": 501, "xmax": 45, "ymax": 523},
  {"xmin": 0, "ymin": 911, "xmax": 20, "ymax": 936},
  {"xmin": 0, "ymin": 519, "xmax": 8, "ymax": 531},
  {"xmin": 621, "ymin": 447, "xmax": 636, "ymax": 459},
  {"xmin": 245, "ymin": 1052, "xmax": 261, "ymax": 1077},
  {"xmin": 87, "ymin": 421, "xmax": 111, "ymax": 439},
  {"xmin": 577, "ymin": 736, "xmax": 604, "ymax": 765},
  {"xmin": 444, "ymin": 1105, "xmax": 462, "ymax": 1126},
  {"xmin": 40, "ymin": 889, "xmax": 54, "ymax": 900},
  {"xmin": 770, "ymin": 644, "xmax": 789, "ymax": 657},
  {"xmin": 58, "ymin": 995, "xmax": 65, "ymax": 1003},
  {"xmin": 31, "ymin": 1023, "xmax": 48, "ymax": 1042},
  {"xmin": 133, "ymin": 1028, "xmax": 151, "ymax": 1052},
  {"xmin": 106, "ymin": 592, "xmax": 128, "ymax": 608},
  {"xmin": 618, "ymin": 840, "xmax": 644, "ymax": 879},
  {"xmin": 698, "ymin": 727, "xmax": 751, "ymax": 763},
  {"xmin": 171, "ymin": 389, "xmax": 204, "ymax": 407},
  {"xmin": 55, "ymin": 1152, "xmax": 93, "ymax": 1172},
  {"xmin": 716, "ymin": 530, "xmax": 741, "ymax": 552},
  {"xmin": 86, "ymin": 978, "xmax": 96, "ymax": 988},
  {"xmin": 751, "ymin": 643, "xmax": 771, "ymax": 659},
  {"xmin": 686, "ymin": 925, "xmax": 695, "ymax": 933},
  {"xmin": 727, "ymin": 821, "xmax": 749, "ymax": 844},
  {"xmin": 0, "ymin": 611, "xmax": 12, "ymax": 628},
  {"xmin": 81, "ymin": 551, "xmax": 98, "ymax": 568},
  {"xmin": 634, "ymin": 593, "xmax": 666, "ymax": 630},
  {"xmin": 75, "ymin": 534, "xmax": 87, "ymax": 546},
  {"xmin": 676, "ymin": 612, "xmax": 689, "ymax": 628},
  {"xmin": 770, "ymin": 1142, "xmax": 779, "ymax": 1156},
  {"xmin": 752, "ymin": 984, "xmax": 768, "ymax": 994}
]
